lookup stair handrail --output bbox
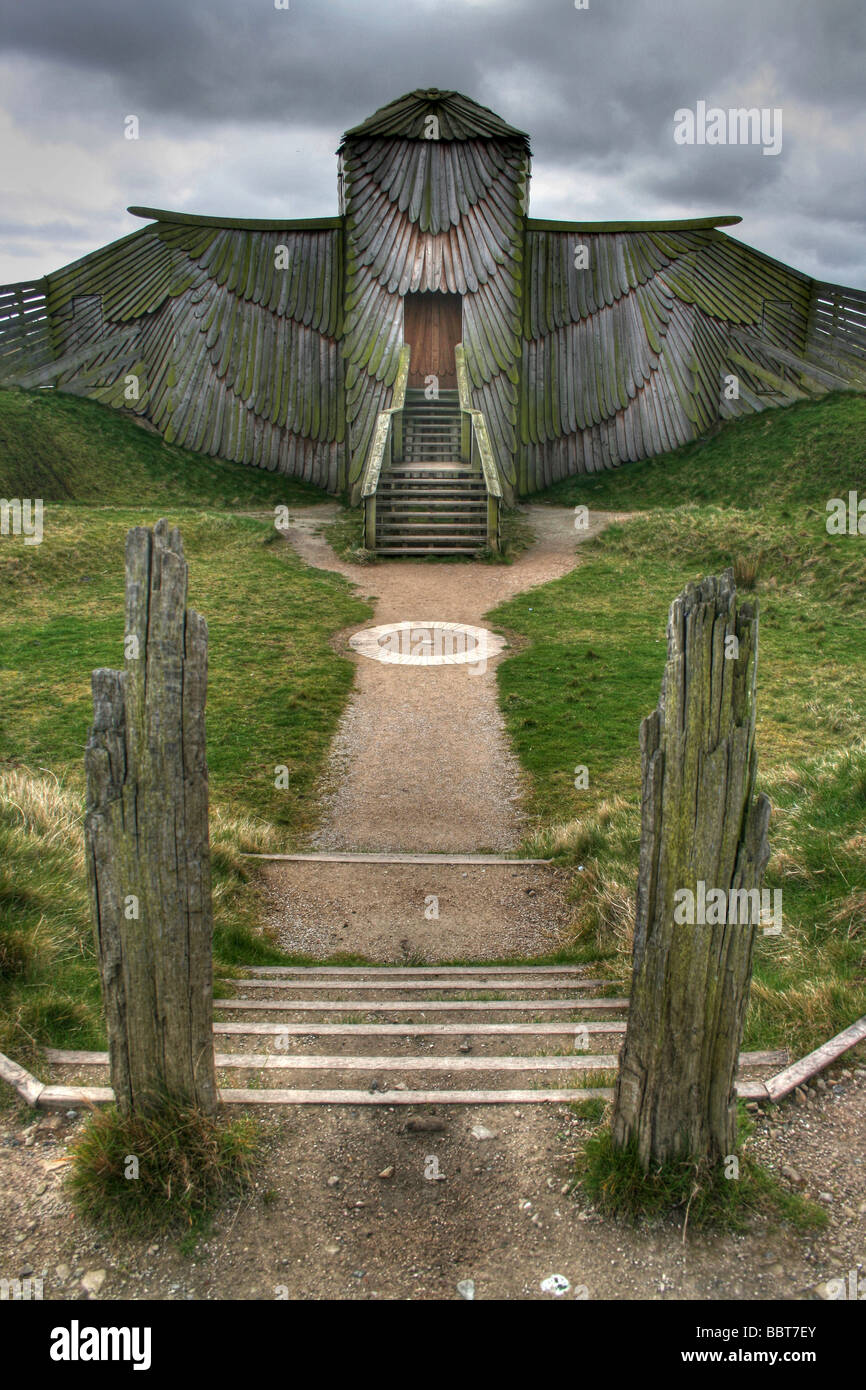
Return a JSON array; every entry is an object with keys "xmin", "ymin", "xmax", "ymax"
[
  {"xmin": 360, "ymin": 345, "xmax": 411, "ymax": 499},
  {"xmin": 454, "ymin": 344, "xmax": 503, "ymax": 500}
]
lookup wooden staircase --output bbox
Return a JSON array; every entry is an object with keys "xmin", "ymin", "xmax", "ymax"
[
  {"xmin": 375, "ymin": 389, "xmax": 488, "ymax": 556},
  {"xmin": 34, "ymin": 964, "xmax": 789, "ymax": 1107}
]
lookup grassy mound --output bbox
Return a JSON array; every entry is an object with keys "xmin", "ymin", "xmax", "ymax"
[
  {"xmin": 494, "ymin": 393, "xmax": 866, "ymax": 1054},
  {"xmin": 536, "ymin": 390, "xmax": 866, "ymax": 513},
  {"xmin": 0, "ymin": 507, "xmax": 371, "ymax": 1065},
  {"xmin": 0, "ymin": 386, "xmax": 328, "ymax": 506}
]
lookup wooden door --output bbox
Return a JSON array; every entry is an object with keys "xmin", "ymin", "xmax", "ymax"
[{"xmin": 403, "ymin": 292, "xmax": 462, "ymax": 389}]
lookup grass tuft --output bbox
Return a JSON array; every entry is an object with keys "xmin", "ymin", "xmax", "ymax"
[
  {"xmin": 577, "ymin": 1125, "xmax": 827, "ymax": 1233},
  {"xmin": 65, "ymin": 1101, "xmax": 262, "ymax": 1239}
]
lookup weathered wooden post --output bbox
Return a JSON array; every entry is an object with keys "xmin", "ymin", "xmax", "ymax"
[
  {"xmin": 84, "ymin": 520, "xmax": 217, "ymax": 1117},
  {"xmin": 611, "ymin": 570, "xmax": 771, "ymax": 1169}
]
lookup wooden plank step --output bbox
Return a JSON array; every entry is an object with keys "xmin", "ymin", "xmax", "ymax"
[
  {"xmin": 47, "ymin": 1050, "xmax": 623, "ymax": 1072},
  {"xmin": 380, "ymin": 490, "xmax": 482, "ymax": 496},
  {"xmin": 381, "ymin": 486, "xmax": 484, "ymax": 491},
  {"xmin": 243, "ymin": 964, "xmax": 587, "ymax": 975},
  {"xmin": 32, "ymin": 1081, "xmax": 771, "ymax": 1109},
  {"xmin": 377, "ymin": 523, "xmax": 487, "ymax": 531},
  {"xmin": 241, "ymin": 852, "xmax": 552, "ymax": 864},
  {"xmin": 764, "ymin": 1014, "xmax": 866, "ymax": 1101},
  {"xmin": 211, "ymin": 1021, "xmax": 626, "ymax": 1037},
  {"xmin": 45, "ymin": 1045, "xmax": 786, "ymax": 1066},
  {"xmin": 219, "ymin": 978, "xmax": 614, "ymax": 992},
  {"xmin": 377, "ymin": 531, "xmax": 487, "ymax": 539},
  {"xmin": 377, "ymin": 508, "xmax": 487, "ymax": 515},
  {"xmin": 378, "ymin": 514, "xmax": 486, "ymax": 522},
  {"xmin": 213, "ymin": 998, "xmax": 630, "ymax": 1013},
  {"xmin": 38, "ymin": 1085, "xmax": 114, "ymax": 1108},
  {"xmin": 377, "ymin": 510, "xmax": 486, "ymax": 516},
  {"xmin": 373, "ymin": 536, "xmax": 487, "ymax": 545},
  {"xmin": 219, "ymin": 1088, "xmax": 615, "ymax": 1106},
  {"xmin": 377, "ymin": 501, "xmax": 485, "ymax": 508},
  {"xmin": 378, "ymin": 498, "xmax": 484, "ymax": 504},
  {"xmin": 374, "ymin": 548, "xmax": 485, "ymax": 555}
]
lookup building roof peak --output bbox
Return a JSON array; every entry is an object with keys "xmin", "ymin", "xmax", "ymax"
[{"xmin": 340, "ymin": 89, "xmax": 531, "ymax": 147}]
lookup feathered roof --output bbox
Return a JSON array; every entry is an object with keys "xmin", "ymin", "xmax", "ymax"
[{"xmin": 340, "ymin": 89, "xmax": 531, "ymax": 148}]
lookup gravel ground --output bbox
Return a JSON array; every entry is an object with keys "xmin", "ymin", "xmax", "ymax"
[
  {"xmin": 259, "ymin": 861, "xmax": 575, "ymax": 960},
  {"xmin": 1, "ymin": 1052, "xmax": 863, "ymax": 1302}
]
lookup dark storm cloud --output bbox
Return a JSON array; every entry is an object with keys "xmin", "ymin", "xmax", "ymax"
[{"xmin": 0, "ymin": 0, "xmax": 864, "ymax": 285}]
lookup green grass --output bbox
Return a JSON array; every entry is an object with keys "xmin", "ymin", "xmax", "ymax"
[
  {"xmin": 536, "ymin": 390, "xmax": 866, "ymax": 514},
  {"xmin": 576, "ymin": 1119, "xmax": 827, "ymax": 1233},
  {"xmin": 0, "ymin": 386, "xmax": 328, "ymax": 507},
  {"xmin": 0, "ymin": 512, "xmax": 372, "ymax": 1066},
  {"xmin": 491, "ymin": 393, "xmax": 866, "ymax": 1055},
  {"xmin": 0, "ymin": 508, "xmax": 369, "ymax": 832},
  {"xmin": 65, "ymin": 1102, "xmax": 262, "ymax": 1240}
]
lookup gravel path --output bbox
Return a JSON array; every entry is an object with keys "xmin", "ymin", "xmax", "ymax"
[
  {"xmin": 258, "ymin": 860, "xmax": 574, "ymax": 960},
  {"xmin": 280, "ymin": 506, "xmax": 628, "ymax": 854}
]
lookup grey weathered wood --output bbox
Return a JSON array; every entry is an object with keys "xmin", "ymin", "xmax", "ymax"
[
  {"xmin": 214, "ymin": 997, "xmax": 630, "ymax": 1012},
  {"xmin": 84, "ymin": 521, "xmax": 217, "ymax": 1117},
  {"xmin": 764, "ymin": 1015, "xmax": 866, "ymax": 1100},
  {"xmin": 0, "ymin": 1050, "xmax": 46, "ymax": 1106},
  {"xmin": 33, "ymin": 1081, "xmax": 780, "ymax": 1109},
  {"xmin": 44, "ymin": 1041, "xmax": 785, "ymax": 1065},
  {"xmin": 46, "ymin": 1051, "xmax": 623, "ymax": 1072},
  {"xmin": 212, "ymin": 1021, "xmax": 626, "ymax": 1037},
  {"xmin": 612, "ymin": 570, "xmax": 771, "ymax": 1169},
  {"xmin": 244, "ymin": 964, "xmax": 585, "ymax": 975},
  {"xmin": 217, "ymin": 1088, "xmax": 617, "ymax": 1106},
  {"xmin": 37, "ymin": 1085, "xmax": 115, "ymax": 1108},
  {"xmin": 220, "ymin": 978, "xmax": 613, "ymax": 992},
  {"xmin": 241, "ymin": 852, "xmax": 552, "ymax": 863}
]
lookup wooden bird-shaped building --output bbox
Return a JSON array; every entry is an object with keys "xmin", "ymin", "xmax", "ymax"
[{"xmin": 2, "ymin": 89, "xmax": 865, "ymax": 553}]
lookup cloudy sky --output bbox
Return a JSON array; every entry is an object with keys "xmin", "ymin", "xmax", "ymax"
[{"xmin": 1, "ymin": 0, "xmax": 864, "ymax": 287}]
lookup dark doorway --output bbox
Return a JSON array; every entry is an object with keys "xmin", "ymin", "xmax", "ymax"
[{"xmin": 403, "ymin": 291, "xmax": 462, "ymax": 389}]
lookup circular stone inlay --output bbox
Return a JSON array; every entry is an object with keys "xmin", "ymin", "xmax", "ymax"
[{"xmin": 349, "ymin": 620, "xmax": 506, "ymax": 667}]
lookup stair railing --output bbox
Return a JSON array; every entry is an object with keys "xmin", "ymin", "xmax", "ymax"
[
  {"xmin": 455, "ymin": 344, "xmax": 502, "ymax": 553},
  {"xmin": 360, "ymin": 345, "xmax": 410, "ymax": 550}
]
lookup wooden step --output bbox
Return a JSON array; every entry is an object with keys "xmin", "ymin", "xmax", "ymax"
[
  {"xmin": 377, "ymin": 502, "xmax": 487, "ymax": 512},
  {"xmin": 241, "ymin": 852, "xmax": 553, "ymax": 865},
  {"xmin": 220, "ymin": 1088, "xmax": 615, "ymax": 1106},
  {"xmin": 372, "ymin": 538, "xmax": 486, "ymax": 548},
  {"xmin": 211, "ymin": 1021, "xmax": 626, "ymax": 1037},
  {"xmin": 220, "ymin": 978, "xmax": 616, "ymax": 992},
  {"xmin": 46, "ymin": 1046, "xmax": 786, "ymax": 1068},
  {"xmin": 243, "ymin": 964, "xmax": 590, "ymax": 975},
  {"xmin": 23, "ymin": 1083, "xmax": 618, "ymax": 1108},
  {"xmin": 211, "ymin": 1006, "xmax": 631, "ymax": 1017},
  {"xmin": 46, "ymin": 1049, "xmax": 623, "ymax": 1072},
  {"xmin": 373, "ymin": 548, "xmax": 485, "ymax": 556},
  {"xmin": 377, "ymin": 518, "xmax": 486, "ymax": 527}
]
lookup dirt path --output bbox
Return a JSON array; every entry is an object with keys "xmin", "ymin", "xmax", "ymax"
[
  {"xmin": 2, "ymin": 1056, "xmax": 863, "ymax": 1301},
  {"xmin": 258, "ymin": 859, "xmax": 575, "ymax": 961},
  {"xmin": 279, "ymin": 506, "xmax": 627, "ymax": 855},
  {"xmin": 262, "ymin": 505, "xmax": 628, "ymax": 959}
]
